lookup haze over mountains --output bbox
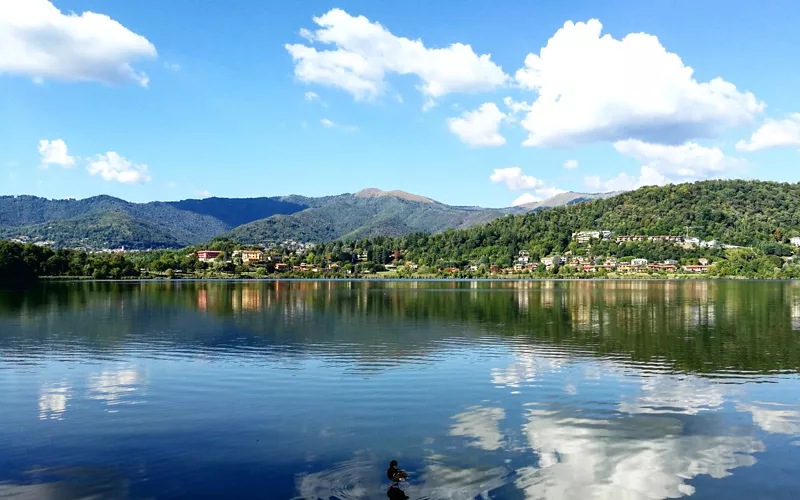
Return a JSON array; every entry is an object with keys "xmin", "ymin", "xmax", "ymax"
[{"xmin": 0, "ymin": 189, "xmax": 610, "ymax": 250}]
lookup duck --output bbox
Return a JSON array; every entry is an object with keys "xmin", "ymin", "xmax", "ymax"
[{"xmin": 386, "ymin": 460, "xmax": 409, "ymax": 484}]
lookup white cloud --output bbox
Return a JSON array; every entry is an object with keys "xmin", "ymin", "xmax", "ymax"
[
  {"xmin": 736, "ymin": 113, "xmax": 800, "ymax": 151},
  {"xmin": 38, "ymin": 139, "xmax": 75, "ymax": 168},
  {"xmin": 422, "ymin": 97, "xmax": 437, "ymax": 112},
  {"xmin": 563, "ymin": 159, "xmax": 579, "ymax": 169},
  {"xmin": 512, "ymin": 193, "xmax": 541, "ymax": 206},
  {"xmin": 285, "ymin": 9, "xmax": 507, "ymax": 103},
  {"xmin": 490, "ymin": 167, "xmax": 567, "ymax": 205},
  {"xmin": 86, "ymin": 152, "xmax": 151, "ymax": 184},
  {"xmin": 197, "ymin": 190, "xmax": 211, "ymax": 198},
  {"xmin": 490, "ymin": 167, "xmax": 543, "ymax": 190},
  {"xmin": 304, "ymin": 91, "xmax": 319, "ymax": 101},
  {"xmin": 163, "ymin": 62, "xmax": 181, "ymax": 72},
  {"xmin": 585, "ymin": 139, "xmax": 743, "ymax": 192},
  {"xmin": 447, "ymin": 102, "xmax": 506, "ymax": 147},
  {"xmin": 615, "ymin": 139, "xmax": 740, "ymax": 178},
  {"xmin": 512, "ymin": 187, "xmax": 568, "ymax": 206},
  {"xmin": 536, "ymin": 186, "xmax": 568, "ymax": 199},
  {"xmin": 320, "ymin": 117, "xmax": 357, "ymax": 131},
  {"xmin": 585, "ymin": 166, "xmax": 667, "ymax": 192},
  {"xmin": 0, "ymin": 0, "xmax": 157, "ymax": 87},
  {"xmin": 450, "ymin": 406, "xmax": 506, "ymax": 451},
  {"xmin": 515, "ymin": 19, "xmax": 764, "ymax": 147}
]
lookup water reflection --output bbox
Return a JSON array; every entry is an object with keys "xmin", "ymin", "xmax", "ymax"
[
  {"xmin": 38, "ymin": 383, "xmax": 70, "ymax": 420},
  {"xmin": 87, "ymin": 367, "xmax": 144, "ymax": 408},
  {"xmin": 1, "ymin": 281, "xmax": 800, "ymax": 499}
]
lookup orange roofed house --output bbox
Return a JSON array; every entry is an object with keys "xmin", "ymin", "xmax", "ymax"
[
  {"xmin": 240, "ymin": 250, "xmax": 263, "ymax": 265},
  {"xmin": 197, "ymin": 250, "xmax": 223, "ymax": 263}
]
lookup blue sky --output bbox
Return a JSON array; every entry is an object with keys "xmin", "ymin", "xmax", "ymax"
[{"xmin": 1, "ymin": 0, "xmax": 799, "ymax": 208}]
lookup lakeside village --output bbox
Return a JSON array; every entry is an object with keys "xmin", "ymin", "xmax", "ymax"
[{"xmin": 176, "ymin": 231, "xmax": 800, "ymax": 277}]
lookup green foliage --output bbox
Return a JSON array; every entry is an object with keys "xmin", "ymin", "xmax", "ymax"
[{"xmin": 0, "ymin": 241, "xmax": 140, "ymax": 283}]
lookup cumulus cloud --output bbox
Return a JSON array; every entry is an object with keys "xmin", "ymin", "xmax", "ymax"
[
  {"xmin": 563, "ymin": 159, "xmax": 579, "ymax": 169},
  {"xmin": 86, "ymin": 152, "xmax": 151, "ymax": 184},
  {"xmin": 512, "ymin": 193, "xmax": 541, "ymax": 206},
  {"xmin": 585, "ymin": 167, "xmax": 666, "ymax": 192},
  {"xmin": 285, "ymin": 9, "xmax": 507, "ymax": 103},
  {"xmin": 450, "ymin": 406, "xmax": 506, "ymax": 451},
  {"xmin": 38, "ymin": 139, "xmax": 75, "ymax": 168},
  {"xmin": 515, "ymin": 19, "xmax": 764, "ymax": 147},
  {"xmin": 736, "ymin": 113, "xmax": 800, "ymax": 151},
  {"xmin": 0, "ymin": 0, "xmax": 157, "ymax": 87},
  {"xmin": 490, "ymin": 167, "xmax": 543, "ymax": 190},
  {"xmin": 447, "ymin": 102, "xmax": 506, "ymax": 146},
  {"xmin": 512, "ymin": 187, "xmax": 568, "ymax": 206},
  {"xmin": 490, "ymin": 167, "xmax": 567, "ymax": 206},
  {"xmin": 585, "ymin": 139, "xmax": 743, "ymax": 192},
  {"xmin": 304, "ymin": 91, "xmax": 321, "ymax": 102}
]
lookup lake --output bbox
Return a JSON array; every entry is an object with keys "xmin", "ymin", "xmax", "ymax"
[{"xmin": 1, "ymin": 280, "xmax": 799, "ymax": 499}]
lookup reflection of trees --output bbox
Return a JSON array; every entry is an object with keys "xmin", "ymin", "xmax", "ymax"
[{"xmin": 2, "ymin": 280, "xmax": 800, "ymax": 374}]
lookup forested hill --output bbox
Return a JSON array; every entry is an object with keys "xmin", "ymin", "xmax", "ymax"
[
  {"xmin": 362, "ymin": 180, "xmax": 800, "ymax": 265},
  {"xmin": 223, "ymin": 192, "xmax": 520, "ymax": 243},
  {"xmin": 0, "ymin": 189, "xmax": 532, "ymax": 249}
]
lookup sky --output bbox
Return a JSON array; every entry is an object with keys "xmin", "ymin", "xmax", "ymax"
[{"xmin": 1, "ymin": 0, "xmax": 800, "ymax": 208}]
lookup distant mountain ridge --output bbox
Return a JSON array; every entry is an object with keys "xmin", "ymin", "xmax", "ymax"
[{"xmin": 0, "ymin": 188, "xmax": 614, "ymax": 249}]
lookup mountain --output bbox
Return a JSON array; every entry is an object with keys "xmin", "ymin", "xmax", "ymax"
[
  {"xmin": 341, "ymin": 180, "xmax": 800, "ymax": 267},
  {"xmin": 519, "ymin": 191, "xmax": 621, "ymax": 210},
  {"xmin": 0, "ymin": 187, "xmax": 620, "ymax": 249},
  {"xmin": 0, "ymin": 210, "xmax": 183, "ymax": 250},
  {"xmin": 0, "ymin": 194, "xmax": 305, "ymax": 249},
  {"xmin": 224, "ymin": 189, "xmax": 522, "ymax": 243}
]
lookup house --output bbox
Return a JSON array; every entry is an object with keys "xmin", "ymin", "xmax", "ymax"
[
  {"xmin": 467, "ymin": 265, "xmax": 479, "ymax": 272},
  {"xmin": 240, "ymin": 250, "xmax": 263, "ymax": 265},
  {"xmin": 631, "ymin": 258, "xmax": 648, "ymax": 267},
  {"xmin": 682, "ymin": 265, "xmax": 710, "ymax": 273},
  {"xmin": 197, "ymin": 250, "xmax": 223, "ymax": 263},
  {"xmin": 490, "ymin": 265, "xmax": 500, "ymax": 273},
  {"xmin": 541, "ymin": 256, "xmax": 563, "ymax": 270},
  {"xmin": 518, "ymin": 250, "xmax": 530, "ymax": 264},
  {"xmin": 573, "ymin": 231, "xmax": 612, "ymax": 244},
  {"xmin": 616, "ymin": 235, "xmax": 646, "ymax": 243},
  {"xmin": 663, "ymin": 259, "xmax": 679, "ymax": 265},
  {"xmin": 648, "ymin": 264, "xmax": 677, "ymax": 272},
  {"xmin": 274, "ymin": 263, "xmax": 289, "ymax": 271},
  {"xmin": 791, "ymin": 237, "xmax": 800, "ymax": 248},
  {"xmin": 698, "ymin": 258, "xmax": 709, "ymax": 266}
]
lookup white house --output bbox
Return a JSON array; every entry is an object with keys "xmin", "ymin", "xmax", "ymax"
[
  {"xmin": 631, "ymin": 258, "xmax": 648, "ymax": 267},
  {"xmin": 790, "ymin": 237, "xmax": 800, "ymax": 248}
]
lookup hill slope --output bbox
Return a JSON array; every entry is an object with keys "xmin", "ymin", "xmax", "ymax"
[
  {"xmin": 0, "ymin": 210, "xmax": 183, "ymax": 250},
  {"xmin": 0, "ymin": 188, "xmax": 614, "ymax": 249},
  {"xmin": 224, "ymin": 191, "xmax": 520, "ymax": 243},
  {"xmin": 348, "ymin": 180, "xmax": 800, "ymax": 264}
]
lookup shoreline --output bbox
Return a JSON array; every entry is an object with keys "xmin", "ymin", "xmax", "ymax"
[{"xmin": 36, "ymin": 275, "xmax": 788, "ymax": 283}]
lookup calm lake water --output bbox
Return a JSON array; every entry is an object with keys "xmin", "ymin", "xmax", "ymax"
[{"xmin": 1, "ymin": 280, "xmax": 800, "ymax": 499}]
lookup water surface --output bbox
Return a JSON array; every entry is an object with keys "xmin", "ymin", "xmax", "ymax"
[{"xmin": 1, "ymin": 280, "xmax": 800, "ymax": 499}]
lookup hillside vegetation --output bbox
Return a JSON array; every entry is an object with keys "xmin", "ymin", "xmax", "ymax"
[
  {"xmin": 0, "ymin": 190, "xmax": 529, "ymax": 249},
  {"xmin": 343, "ymin": 180, "xmax": 800, "ymax": 267},
  {"xmin": 225, "ymin": 193, "xmax": 518, "ymax": 243}
]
